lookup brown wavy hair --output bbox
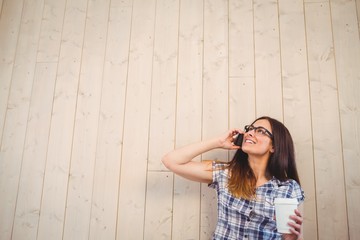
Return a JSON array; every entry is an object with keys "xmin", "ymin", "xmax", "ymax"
[{"xmin": 227, "ymin": 116, "xmax": 301, "ymax": 199}]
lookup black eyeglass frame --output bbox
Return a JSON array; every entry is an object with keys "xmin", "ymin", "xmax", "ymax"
[{"xmin": 244, "ymin": 125, "xmax": 274, "ymax": 139}]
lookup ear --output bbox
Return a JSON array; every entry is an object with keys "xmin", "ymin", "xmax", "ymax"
[{"xmin": 269, "ymin": 144, "xmax": 275, "ymax": 153}]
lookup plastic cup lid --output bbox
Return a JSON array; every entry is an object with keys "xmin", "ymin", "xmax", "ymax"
[{"xmin": 274, "ymin": 198, "xmax": 298, "ymax": 204}]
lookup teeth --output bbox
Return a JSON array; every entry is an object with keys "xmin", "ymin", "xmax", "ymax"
[{"xmin": 245, "ymin": 139, "xmax": 255, "ymax": 144}]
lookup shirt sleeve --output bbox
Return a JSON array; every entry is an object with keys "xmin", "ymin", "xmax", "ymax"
[
  {"xmin": 208, "ymin": 161, "xmax": 226, "ymax": 189},
  {"xmin": 208, "ymin": 161, "xmax": 218, "ymax": 189}
]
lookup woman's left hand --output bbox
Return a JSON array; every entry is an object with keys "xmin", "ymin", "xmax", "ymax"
[{"xmin": 282, "ymin": 209, "xmax": 303, "ymax": 240}]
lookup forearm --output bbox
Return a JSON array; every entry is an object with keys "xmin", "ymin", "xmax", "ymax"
[
  {"xmin": 162, "ymin": 137, "xmax": 221, "ymax": 168},
  {"xmin": 161, "ymin": 129, "xmax": 241, "ymax": 183}
]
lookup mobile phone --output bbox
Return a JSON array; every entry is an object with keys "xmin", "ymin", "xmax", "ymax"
[{"xmin": 234, "ymin": 133, "xmax": 244, "ymax": 147}]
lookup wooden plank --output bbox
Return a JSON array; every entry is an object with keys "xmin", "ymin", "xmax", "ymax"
[
  {"xmin": 116, "ymin": 0, "xmax": 156, "ymax": 238},
  {"xmin": 36, "ymin": 0, "xmax": 88, "ymax": 239},
  {"xmin": 144, "ymin": 172, "xmax": 173, "ymax": 239},
  {"xmin": 13, "ymin": 2, "xmax": 66, "ymax": 236},
  {"xmin": 330, "ymin": 0, "xmax": 360, "ymax": 238},
  {"xmin": 62, "ymin": 0, "xmax": 111, "ymax": 239},
  {"xmin": 228, "ymin": 0, "xmax": 256, "ymax": 142},
  {"xmin": 201, "ymin": 0, "xmax": 229, "ymax": 239},
  {"xmin": 278, "ymin": 0, "xmax": 318, "ymax": 239},
  {"xmin": 253, "ymin": 0, "xmax": 283, "ymax": 119},
  {"xmin": 12, "ymin": 62, "xmax": 57, "ymax": 240},
  {"xmin": 229, "ymin": 76, "xmax": 256, "ymax": 161},
  {"xmin": 357, "ymin": 0, "xmax": 360, "ymax": 37},
  {"xmin": 228, "ymin": 0, "xmax": 254, "ymax": 77},
  {"xmin": 88, "ymin": 0, "xmax": 132, "ymax": 239},
  {"xmin": 228, "ymin": 0, "xmax": 256, "ymax": 140},
  {"xmin": 0, "ymin": 0, "xmax": 24, "ymax": 146},
  {"xmin": 147, "ymin": 0, "xmax": 179, "ymax": 171},
  {"xmin": 304, "ymin": 2, "xmax": 348, "ymax": 239},
  {"xmin": 144, "ymin": 0, "xmax": 179, "ymax": 237},
  {"xmin": 228, "ymin": 0, "xmax": 256, "ymax": 138},
  {"xmin": 0, "ymin": 0, "xmax": 44, "ymax": 238},
  {"xmin": 36, "ymin": 0, "xmax": 66, "ymax": 62},
  {"xmin": 171, "ymin": 0, "xmax": 203, "ymax": 239},
  {"xmin": 0, "ymin": 0, "xmax": 3, "ymax": 14}
]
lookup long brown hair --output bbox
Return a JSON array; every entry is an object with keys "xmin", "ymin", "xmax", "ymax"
[{"xmin": 227, "ymin": 116, "xmax": 301, "ymax": 199}]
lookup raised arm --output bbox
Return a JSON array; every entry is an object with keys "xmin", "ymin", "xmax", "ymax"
[{"xmin": 161, "ymin": 129, "xmax": 241, "ymax": 183}]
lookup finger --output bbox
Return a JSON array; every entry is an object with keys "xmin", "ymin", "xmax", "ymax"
[{"xmin": 294, "ymin": 209, "xmax": 302, "ymax": 217}]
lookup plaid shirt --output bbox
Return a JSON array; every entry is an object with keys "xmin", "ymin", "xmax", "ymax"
[{"xmin": 209, "ymin": 162, "xmax": 305, "ymax": 240}]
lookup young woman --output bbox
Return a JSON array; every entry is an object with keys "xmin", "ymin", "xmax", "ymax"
[{"xmin": 162, "ymin": 116, "xmax": 304, "ymax": 240}]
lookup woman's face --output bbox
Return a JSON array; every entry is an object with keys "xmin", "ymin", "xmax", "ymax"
[{"xmin": 241, "ymin": 119, "xmax": 274, "ymax": 157}]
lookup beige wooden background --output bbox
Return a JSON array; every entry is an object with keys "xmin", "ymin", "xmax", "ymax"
[{"xmin": 0, "ymin": 0, "xmax": 359, "ymax": 239}]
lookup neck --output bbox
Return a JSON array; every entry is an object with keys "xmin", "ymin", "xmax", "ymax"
[{"xmin": 248, "ymin": 154, "xmax": 271, "ymax": 187}]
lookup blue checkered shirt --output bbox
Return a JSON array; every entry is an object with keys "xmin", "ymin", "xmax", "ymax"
[{"xmin": 209, "ymin": 162, "xmax": 305, "ymax": 240}]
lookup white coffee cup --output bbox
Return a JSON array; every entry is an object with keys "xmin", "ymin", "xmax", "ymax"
[{"xmin": 274, "ymin": 198, "xmax": 298, "ymax": 233}]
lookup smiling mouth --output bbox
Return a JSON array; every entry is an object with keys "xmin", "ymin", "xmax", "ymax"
[{"xmin": 245, "ymin": 139, "xmax": 255, "ymax": 144}]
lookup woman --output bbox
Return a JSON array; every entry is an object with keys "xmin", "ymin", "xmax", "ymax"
[{"xmin": 162, "ymin": 116, "xmax": 304, "ymax": 239}]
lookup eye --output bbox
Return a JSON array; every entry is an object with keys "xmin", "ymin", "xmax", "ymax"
[
  {"xmin": 247, "ymin": 125, "xmax": 255, "ymax": 132},
  {"xmin": 256, "ymin": 128, "xmax": 267, "ymax": 135}
]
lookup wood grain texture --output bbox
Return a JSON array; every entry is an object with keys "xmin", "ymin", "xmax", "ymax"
[
  {"xmin": 88, "ymin": 0, "xmax": 132, "ymax": 239},
  {"xmin": 171, "ymin": 1, "xmax": 203, "ymax": 239},
  {"xmin": 278, "ymin": 0, "xmax": 317, "ymax": 238},
  {"xmin": 116, "ymin": 0, "xmax": 156, "ymax": 238},
  {"xmin": 37, "ymin": 0, "xmax": 88, "ymax": 239},
  {"xmin": 62, "ymin": 0, "xmax": 111, "ymax": 239},
  {"xmin": 330, "ymin": 0, "xmax": 360, "ymax": 238},
  {"xmin": 253, "ymin": 0, "xmax": 283, "ymax": 119},
  {"xmin": 305, "ymin": 2, "xmax": 348, "ymax": 239},
  {"xmin": 201, "ymin": 0, "xmax": 229, "ymax": 238},
  {"xmin": 0, "ymin": 0, "xmax": 44, "ymax": 238},
  {"xmin": 0, "ymin": 0, "xmax": 24, "ymax": 144},
  {"xmin": 12, "ymin": 63, "xmax": 57, "ymax": 240},
  {"xmin": 0, "ymin": 0, "xmax": 359, "ymax": 239}
]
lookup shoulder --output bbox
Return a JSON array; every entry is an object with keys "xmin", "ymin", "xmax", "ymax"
[{"xmin": 208, "ymin": 161, "xmax": 229, "ymax": 189}]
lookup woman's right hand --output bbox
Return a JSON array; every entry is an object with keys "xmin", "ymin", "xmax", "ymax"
[{"xmin": 218, "ymin": 129, "xmax": 243, "ymax": 150}]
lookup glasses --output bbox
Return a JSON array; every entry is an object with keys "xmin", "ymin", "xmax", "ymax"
[{"xmin": 244, "ymin": 125, "xmax": 273, "ymax": 139}]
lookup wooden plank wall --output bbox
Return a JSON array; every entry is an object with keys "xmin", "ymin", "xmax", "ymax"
[{"xmin": 0, "ymin": 0, "xmax": 359, "ymax": 239}]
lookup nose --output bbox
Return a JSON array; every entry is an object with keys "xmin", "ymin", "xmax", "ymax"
[{"xmin": 247, "ymin": 130, "xmax": 255, "ymax": 137}]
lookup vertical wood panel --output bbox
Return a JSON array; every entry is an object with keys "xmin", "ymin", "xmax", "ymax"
[
  {"xmin": 144, "ymin": 172, "xmax": 173, "ymax": 239},
  {"xmin": 0, "ymin": 0, "xmax": 24, "ymax": 144},
  {"xmin": 253, "ymin": 0, "xmax": 283, "ymax": 119},
  {"xmin": 305, "ymin": 2, "xmax": 348, "ymax": 239},
  {"xmin": 278, "ymin": 1, "xmax": 317, "ymax": 239},
  {"xmin": 330, "ymin": 0, "xmax": 360, "ymax": 238},
  {"xmin": 13, "ymin": 3, "xmax": 66, "ymax": 237},
  {"xmin": 0, "ymin": 0, "xmax": 3, "ymax": 14},
  {"xmin": 88, "ymin": 0, "xmax": 132, "ymax": 239},
  {"xmin": 0, "ymin": 0, "xmax": 44, "ymax": 238},
  {"xmin": 116, "ymin": 0, "xmax": 156, "ymax": 238},
  {"xmin": 356, "ymin": 0, "xmax": 360, "ymax": 36},
  {"xmin": 147, "ymin": 0, "xmax": 179, "ymax": 171},
  {"xmin": 144, "ymin": 0, "xmax": 179, "ymax": 238},
  {"xmin": 62, "ymin": 0, "xmax": 110, "ymax": 239},
  {"xmin": 1, "ymin": 1, "xmax": 360, "ymax": 239},
  {"xmin": 36, "ymin": 0, "xmax": 66, "ymax": 62},
  {"xmin": 37, "ymin": 0, "xmax": 88, "ymax": 239},
  {"xmin": 12, "ymin": 63, "xmax": 57, "ymax": 240},
  {"xmin": 228, "ymin": 0, "xmax": 256, "ymax": 130},
  {"xmin": 201, "ymin": 0, "xmax": 228, "ymax": 239},
  {"xmin": 172, "ymin": 0, "xmax": 203, "ymax": 239},
  {"xmin": 228, "ymin": 0, "xmax": 254, "ymax": 78}
]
